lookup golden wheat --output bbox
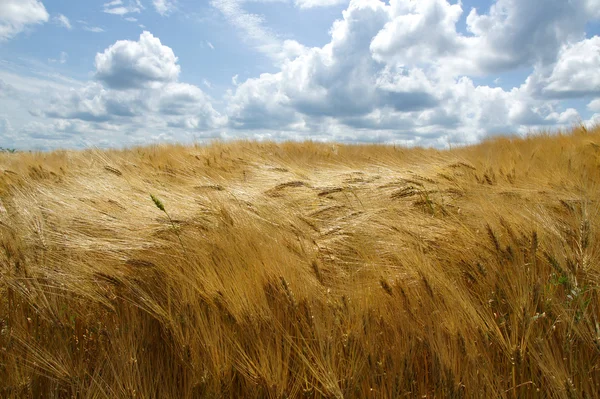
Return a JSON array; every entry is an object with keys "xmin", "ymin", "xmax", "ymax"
[{"xmin": 1, "ymin": 126, "xmax": 599, "ymax": 398}]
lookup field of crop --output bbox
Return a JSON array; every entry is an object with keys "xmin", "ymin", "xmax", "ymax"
[{"xmin": 1, "ymin": 125, "xmax": 599, "ymax": 398}]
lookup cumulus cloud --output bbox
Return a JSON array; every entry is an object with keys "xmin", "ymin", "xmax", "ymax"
[
  {"xmin": 545, "ymin": 108, "xmax": 581, "ymax": 125},
  {"xmin": 44, "ymin": 83, "xmax": 134, "ymax": 122},
  {"xmin": 44, "ymin": 81, "xmax": 224, "ymax": 128},
  {"xmin": 227, "ymin": 0, "xmax": 393, "ymax": 122},
  {"xmin": 589, "ymin": 99, "xmax": 600, "ymax": 112},
  {"xmin": 524, "ymin": 37, "xmax": 600, "ymax": 99},
  {"xmin": 224, "ymin": 0, "xmax": 595, "ymax": 145},
  {"xmin": 18, "ymin": 120, "xmax": 91, "ymax": 141},
  {"xmin": 36, "ymin": 31, "xmax": 225, "ymax": 135},
  {"xmin": 463, "ymin": 0, "xmax": 593, "ymax": 74},
  {"xmin": 227, "ymin": 0, "xmax": 440, "ymax": 130},
  {"xmin": 6, "ymin": 0, "xmax": 600, "ymax": 149},
  {"xmin": 367, "ymin": 0, "xmax": 596, "ymax": 77},
  {"xmin": 95, "ymin": 31, "xmax": 181, "ymax": 89},
  {"xmin": 226, "ymin": 72, "xmax": 302, "ymax": 130},
  {"xmin": 160, "ymin": 83, "xmax": 226, "ymax": 129},
  {"xmin": 0, "ymin": 0, "xmax": 49, "ymax": 41},
  {"xmin": 370, "ymin": 0, "xmax": 464, "ymax": 67}
]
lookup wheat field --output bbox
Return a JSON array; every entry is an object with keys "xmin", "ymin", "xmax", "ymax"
[{"xmin": 1, "ymin": 126, "xmax": 599, "ymax": 398}]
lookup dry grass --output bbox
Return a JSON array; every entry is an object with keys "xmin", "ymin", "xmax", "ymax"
[{"xmin": 1, "ymin": 126, "xmax": 600, "ymax": 398}]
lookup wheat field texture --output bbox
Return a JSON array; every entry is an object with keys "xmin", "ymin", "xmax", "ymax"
[{"xmin": 1, "ymin": 126, "xmax": 599, "ymax": 398}]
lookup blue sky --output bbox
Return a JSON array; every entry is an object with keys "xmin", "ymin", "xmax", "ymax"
[{"xmin": 1, "ymin": 0, "xmax": 600, "ymax": 150}]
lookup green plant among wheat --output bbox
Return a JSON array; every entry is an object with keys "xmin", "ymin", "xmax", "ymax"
[{"xmin": 151, "ymin": 193, "xmax": 188, "ymax": 256}]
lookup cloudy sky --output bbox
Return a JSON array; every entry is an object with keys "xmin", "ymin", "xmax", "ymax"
[{"xmin": 0, "ymin": 0, "xmax": 599, "ymax": 150}]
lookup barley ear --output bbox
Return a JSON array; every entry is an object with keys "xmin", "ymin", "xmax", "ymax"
[{"xmin": 150, "ymin": 194, "xmax": 166, "ymax": 212}]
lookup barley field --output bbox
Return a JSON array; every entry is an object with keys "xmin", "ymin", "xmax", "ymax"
[{"xmin": 1, "ymin": 126, "xmax": 599, "ymax": 398}]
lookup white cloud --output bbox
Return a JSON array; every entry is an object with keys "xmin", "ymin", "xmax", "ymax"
[
  {"xmin": 463, "ymin": 0, "xmax": 593, "ymax": 75},
  {"xmin": 78, "ymin": 20, "xmax": 105, "ymax": 32},
  {"xmin": 32, "ymin": 31, "xmax": 225, "ymax": 142},
  {"xmin": 226, "ymin": 72, "xmax": 302, "ymax": 130},
  {"xmin": 202, "ymin": 79, "xmax": 213, "ymax": 89},
  {"xmin": 0, "ymin": 0, "xmax": 49, "ymax": 41},
  {"xmin": 4, "ymin": 0, "xmax": 600, "ymax": 149},
  {"xmin": 586, "ymin": 0, "xmax": 600, "ymax": 19},
  {"xmin": 125, "ymin": 17, "xmax": 138, "ymax": 22},
  {"xmin": 211, "ymin": 0, "xmax": 280, "ymax": 58},
  {"xmin": 42, "ymin": 80, "xmax": 225, "ymax": 131},
  {"xmin": 0, "ymin": 29, "xmax": 225, "ymax": 150},
  {"xmin": 0, "ymin": 68, "xmax": 93, "ymax": 150},
  {"xmin": 207, "ymin": 41, "xmax": 215, "ymax": 50},
  {"xmin": 367, "ymin": 0, "xmax": 597, "ymax": 78},
  {"xmin": 0, "ymin": 68, "xmax": 81, "ymax": 94},
  {"xmin": 545, "ymin": 108, "xmax": 580, "ymax": 124},
  {"xmin": 585, "ymin": 114, "xmax": 600, "ymax": 129},
  {"xmin": 159, "ymin": 83, "xmax": 225, "ymax": 129},
  {"xmin": 589, "ymin": 99, "xmax": 600, "ymax": 112},
  {"xmin": 103, "ymin": 0, "xmax": 143, "ymax": 15},
  {"xmin": 95, "ymin": 31, "xmax": 181, "ymax": 89},
  {"xmin": 43, "ymin": 83, "xmax": 115, "ymax": 122},
  {"xmin": 0, "ymin": 79, "xmax": 17, "ymax": 97},
  {"xmin": 104, "ymin": 7, "xmax": 131, "ymax": 15},
  {"xmin": 295, "ymin": 0, "xmax": 348, "ymax": 8},
  {"xmin": 370, "ymin": 0, "xmax": 464, "ymax": 67},
  {"xmin": 227, "ymin": 0, "xmax": 429, "ymax": 127},
  {"xmin": 524, "ymin": 37, "xmax": 600, "ymax": 99},
  {"xmin": 153, "ymin": 0, "xmax": 177, "ymax": 15},
  {"xmin": 18, "ymin": 120, "xmax": 92, "ymax": 141},
  {"xmin": 211, "ymin": 0, "xmax": 307, "ymax": 62},
  {"xmin": 84, "ymin": 26, "xmax": 105, "ymax": 33},
  {"xmin": 1, "ymin": 117, "xmax": 141, "ymax": 150},
  {"xmin": 224, "ymin": 0, "xmax": 592, "ymax": 146},
  {"xmin": 53, "ymin": 14, "xmax": 72, "ymax": 30}
]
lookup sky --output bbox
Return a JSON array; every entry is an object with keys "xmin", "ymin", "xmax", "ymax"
[{"xmin": 0, "ymin": 0, "xmax": 600, "ymax": 150}]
